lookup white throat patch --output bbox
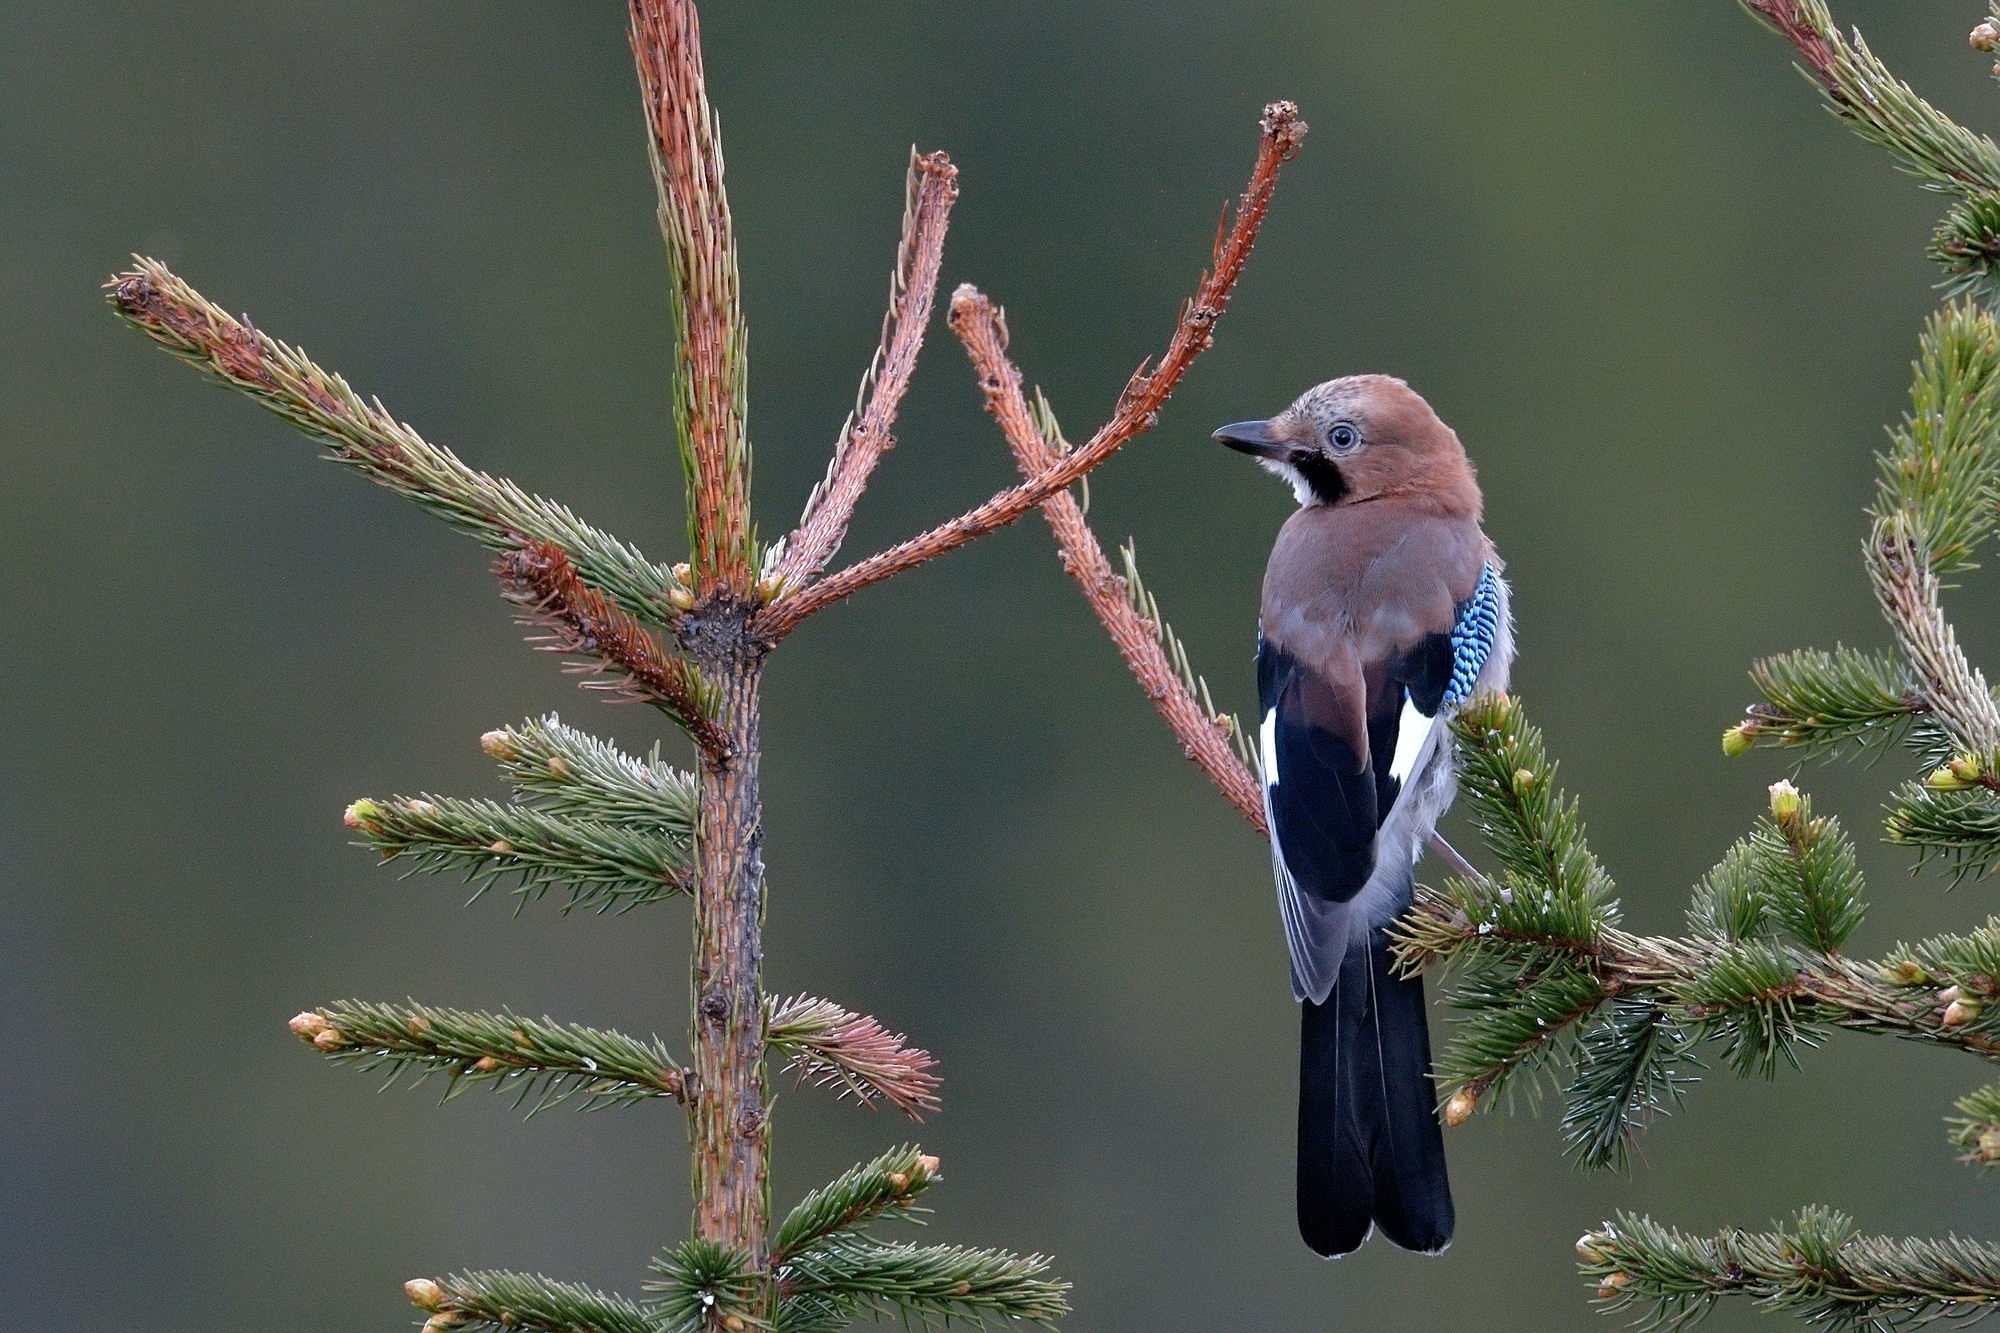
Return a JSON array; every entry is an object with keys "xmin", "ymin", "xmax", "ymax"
[{"xmin": 1257, "ymin": 457, "xmax": 1321, "ymax": 507}]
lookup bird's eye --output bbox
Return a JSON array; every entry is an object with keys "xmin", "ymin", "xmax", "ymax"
[{"xmin": 1329, "ymin": 425, "xmax": 1358, "ymax": 452}]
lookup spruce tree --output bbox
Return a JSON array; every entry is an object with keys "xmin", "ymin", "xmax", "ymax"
[{"xmin": 104, "ymin": 2, "xmax": 1304, "ymax": 1327}]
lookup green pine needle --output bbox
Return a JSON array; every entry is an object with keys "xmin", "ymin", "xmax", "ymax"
[
  {"xmin": 770, "ymin": 1145, "xmax": 938, "ymax": 1264},
  {"xmin": 346, "ymin": 794, "xmax": 692, "ymax": 913},
  {"xmin": 1562, "ymin": 998, "xmax": 1702, "ymax": 1173},
  {"xmin": 1579, "ymin": 1205, "xmax": 2000, "ymax": 1332},
  {"xmin": 777, "ymin": 1237, "xmax": 1069, "ymax": 1331},
  {"xmin": 1740, "ymin": 647, "xmax": 1914, "ymax": 757},
  {"xmin": 434, "ymin": 1270, "xmax": 655, "ymax": 1333},
  {"xmin": 487, "ymin": 715, "xmax": 698, "ymax": 836},
  {"xmin": 296, "ymin": 999, "xmax": 685, "ymax": 1115}
]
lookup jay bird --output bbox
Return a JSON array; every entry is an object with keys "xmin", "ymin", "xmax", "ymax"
[{"xmin": 1214, "ymin": 374, "xmax": 1512, "ymax": 1259}]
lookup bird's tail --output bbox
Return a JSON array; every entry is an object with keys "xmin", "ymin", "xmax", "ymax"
[{"xmin": 1296, "ymin": 909, "xmax": 1454, "ymax": 1257}]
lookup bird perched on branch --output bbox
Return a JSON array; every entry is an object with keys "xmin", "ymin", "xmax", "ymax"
[{"xmin": 1215, "ymin": 375, "xmax": 1512, "ymax": 1259}]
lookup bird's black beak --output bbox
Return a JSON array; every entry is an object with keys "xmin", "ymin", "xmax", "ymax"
[{"xmin": 1213, "ymin": 419, "xmax": 1289, "ymax": 460}]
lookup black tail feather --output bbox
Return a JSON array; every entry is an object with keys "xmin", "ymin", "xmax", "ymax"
[{"xmin": 1297, "ymin": 926, "xmax": 1454, "ymax": 1257}]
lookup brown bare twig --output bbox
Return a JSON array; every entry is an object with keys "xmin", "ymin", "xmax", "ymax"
[
  {"xmin": 630, "ymin": 0, "xmax": 752, "ymax": 596},
  {"xmin": 754, "ymin": 101, "xmax": 1308, "ymax": 641},
  {"xmin": 779, "ymin": 151, "xmax": 961, "ymax": 587},
  {"xmin": 497, "ymin": 540, "xmax": 731, "ymax": 760},
  {"xmin": 947, "ymin": 284, "xmax": 1268, "ymax": 828}
]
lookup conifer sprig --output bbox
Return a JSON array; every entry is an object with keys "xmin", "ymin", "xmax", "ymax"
[
  {"xmin": 342, "ymin": 794, "xmax": 692, "ymax": 913},
  {"xmin": 481, "ymin": 715, "xmax": 699, "ymax": 836},
  {"xmin": 497, "ymin": 540, "xmax": 729, "ymax": 758},
  {"xmin": 1577, "ymin": 1207, "xmax": 2000, "ymax": 1332},
  {"xmin": 104, "ymin": 260, "xmax": 688, "ymax": 620},
  {"xmin": 1948, "ymin": 1082, "xmax": 2000, "ymax": 1168},
  {"xmin": 410, "ymin": 1270, "xmax": 656, "ymax": 1333},
  {"xmin": 289, "ymin": 1001, "xmax": 688, "ymax": 1113},
  {"xmin": 769, "ymin": 1145, "xmax": 941, "ymax": 1263},
  {"xmin": 765, "ymin": 995, "xmax": 942, "ymax": 1119},
  {"xmin": 776, "ymin": 1238, "xmax": 1070, "ymax": 1331},
  {"xmin": 1396, "ymin": 699, "xmax": 2000, "ymax": 1152}
]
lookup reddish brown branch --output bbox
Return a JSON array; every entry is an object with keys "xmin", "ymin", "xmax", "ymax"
[
  {"xmin": 1741, "ymin": 0, "xmax": 1840, "ymax": 89},
  {"xmin": 630, "ymin": 0, "xmax": 752, "ymax": 595},
  {"xmin": 754, "ymin": 101, "xmax": 1307, "ymax": 641},
  {"xmin": 497, "ymin": 540, "xmax": 731, "ymax": 760},
  {"xmin": 947, "ymin": 284, "xmax": 1268, "ymax": 830},
  {"xmin": 779, "ymin": 151, "xmax": 961, "ymax": 586}
]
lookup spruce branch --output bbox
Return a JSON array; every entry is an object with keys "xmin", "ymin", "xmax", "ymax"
[
  {"xmin": 483, "ymin": 715, "xmax": 699, "ymax": 836},
  {"xmin": 1742, "ymin": 1, "xmax": 2000, "ymax": 196},
  {"xmin": 646, "ymin": 1239, "xmax": 761, "ymax": 1333},
  {"xmin": 496, "ymin": 540, "xmax": 731, "ymax": 759},
  {"xmin": 105, "ymin": 260, "xmax": 688, "ymax": 620},
  {"xmin": 343, "ymin": 794, "xmax": 692, "ymax": 914},
  {"xmin": 629, "ymin": 0, "xmax": 752, "ymax": 594},
  {"xmin": 1393, "ymin": 696, "xmax": 2000, "ymax": 1149},
  {"xmin": 944, "ymin": 282, "xmax": 1265, "ymax": 827},
  {"xmin": 777, "ymin": 1237, "xmax": 1069, "ymax": 1331},
  {"xmin": 755, "ymin": 101, "xmax": 1307, "ymax": 641},
  {"xmin": 1873, "ymin": 302, "xmax": 2000, "ymax": 578},
  {"xmin": 780, "ymin": 150, "xmax": 960, "ymax": 587},
  {"xmin": 289, "ymin": 1001, "xmax": 689, "ymax": 1113},
  {"xmin": 411, "ymin": 1270, "xmax": 656, "ymax": 1333},
  {"xmin": 1577, "ymin": 1206, "xmax": 2000, "ymax": 1332},
  {"xmin": 1887, "ymin": 782, "xmax": 2000, "ymax": 879},
  {"xmin": 1949, "ymin": 1081, "xmax": 2000, "ymax": 1167},
  {"xmin": 1730, "ymin": 647, "xmax": 1916, "ymax": 758},
  {"xmin": 769, "ymin": 1145, "xmax": 941, "ymax": 1264},
  {"xmin": 765, "ymin": 995, "xmax": 942, "ymax": 1119},
  {"xmin": 1560, "ymin": 997, "xmax": 1701, "ymax": 1172}
]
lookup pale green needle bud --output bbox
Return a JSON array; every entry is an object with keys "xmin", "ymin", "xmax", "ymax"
[
  {"xmin": 1722, "ymin": 724, "xmax": 1755, "ymax": 757},
  {"xmin": 343, "ymin": 799, "xmax": 384, "ymax": 830},
  {"xmin": 1880, "ymin": 958, "xmax": 1930, "ymax": 986},
  {"xmin": 1769, "ymin": 780, "xmax": 1802, "ymax": 821}
]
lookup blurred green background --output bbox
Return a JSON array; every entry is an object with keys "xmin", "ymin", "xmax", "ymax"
[{"xmin": 10, "ymin": 2, "xmax": 2000, "ymax": 1329}]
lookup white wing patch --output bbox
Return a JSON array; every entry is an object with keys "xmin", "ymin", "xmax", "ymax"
[
  {"xmin": 1260, "ymin": 706, "xmax": 1280, "ymax": 789},
  {"xmin": 1388, "ymin": 695, "xmax": 1432, "ymax": 785}
]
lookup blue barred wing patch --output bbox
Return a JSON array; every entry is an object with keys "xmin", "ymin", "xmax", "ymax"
[{"xmin": 1442, "ymin": 563, "xmax": 1502, "ymax": 707}]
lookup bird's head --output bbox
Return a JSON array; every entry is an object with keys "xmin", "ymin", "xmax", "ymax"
[{"xmin": 1213, "ymin": 374, "xmax": 1477, "ymax": 514}]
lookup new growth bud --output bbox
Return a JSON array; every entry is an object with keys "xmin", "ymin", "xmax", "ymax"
[
  {"xmin": 289, "ymin": 1011, "xmax": 329, "ymax": 1039},
  {"xmin": 1768, "ymin": 779, "xmax": 1802, "ymax": 822},
  {"xmin": 1927, "ymin": 756, "xmax": 1983, "ymax": 790},
  {"xmin": 917, "ymin": 1153, "xmax": 941, "ymax": 1178},
  {"xmin": 312, "ymin": 1028, "xmax": 348, "ymax": 1051},
  {"xmin": 343, "ymin": 799, "xmax": 384, "ymax": 830},
  {"xmin": 479, "ymin": 730, "xmax": 515, "ymax": 759},
  {"xmin": 1880, "ymin": 958, "xmax": 1930, "ymax": 986},
  {"xmin": 1945, "ymin": 998, "xmax": 1982, "ymax": 1027},
  {"xmin": 405, "ymin": 799, "xmax": 438, "ymax": 817},
  {"xmin": 1511, "ymin": 768, "xmax": 1536, "ymax": 793},
  {"xmin": 1722, "ymin": 723, "xmax": 1755, "ymax": 757},
  {"xmin": 1597, "ymin": 1272, "xmax": 1632, "ymax": 1300},
  {"xmin": 1973, "ymin": 20, "xmax": 1999, "ymax": 51},
  {"xmin": 405, "ymin": 1279, "xmax": 445, "ymax": 1311},
  {"xmin": 1443, "ymin": 1089, "xmax": 1477, "ymax": 1127},
  {"xmin": 1576, "ymin": 1231, "xmax": 1612, "ymax": 1264}
]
